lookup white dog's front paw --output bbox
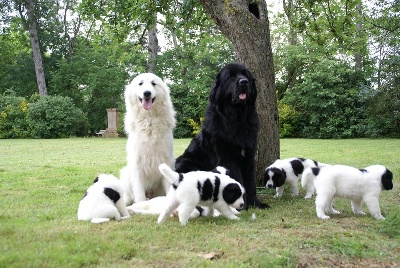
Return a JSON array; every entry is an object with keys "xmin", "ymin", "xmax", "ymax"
[
  {"xmin": 304, "ymin": 194, "xmax": 313, "ymax": 199},
  {"xmin": 231, "ymin": 215, "xmax": 240, "ymax": 220},
  {"xmin": 121, "ymin": 215, "xmax": 130, "ymax": 220},
  {"xmin": 273, "ymin": 193, "xmax": 281, "ymax": 198}
]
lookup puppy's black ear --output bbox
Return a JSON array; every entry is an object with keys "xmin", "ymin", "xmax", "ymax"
[
  {"xmin": 381, "ymin": 169, "xmax": 393, "ymax": 190},
  {"xmin": 273, "ymin": 169, "xmax": 286, "ymax": 187},
  {"xmin": 93, "ymin": 176, "xmax": 99, "ymax": 184},
  {"xmin": 209, "ymin": 73, "xmax": 221, "ymax": 103},
  {"xmin": 222, "ymin": 183, "xmax": 243, "ymax": 204}
]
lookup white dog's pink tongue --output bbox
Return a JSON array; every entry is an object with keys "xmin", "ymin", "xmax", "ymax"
[
  {"xmin": 142, "ymin": 99, "xmax": 153, "ymax": 110},
  {"xmin": 239, "ymin": 93, "xmax": 247, "ymax": 100}
]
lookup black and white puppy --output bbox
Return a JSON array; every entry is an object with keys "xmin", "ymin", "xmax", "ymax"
[
  {"xmin": 264, "ymin": 158, "xmax": 329, "ymax": 198},
  {"xmin": 78, "ymin": 174, "xmax": 130, "ymax": 224},
  {"xmin": 157, "ymin": 163, "xmax": 245, "ymax": 226},
  {"xmin": 312, "ymin": 164, "xmax": 393, "ymax": 220}
]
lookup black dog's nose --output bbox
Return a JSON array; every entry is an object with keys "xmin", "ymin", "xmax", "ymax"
[
  {"xmin": 143, "ymin": 91, "xmax": 151, "ymax": 98},
  {"xmin": 240, "ymin": 203, "xmax": 244, "ymax": 209},
  {"xmin": 239, "ymin": 78, "xmax": 248, "ymax": 85}
]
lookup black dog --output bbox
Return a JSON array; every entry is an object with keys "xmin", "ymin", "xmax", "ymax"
[{"xmin": 175, "ymin": 63, "xmax": 269, "ymax": 209}]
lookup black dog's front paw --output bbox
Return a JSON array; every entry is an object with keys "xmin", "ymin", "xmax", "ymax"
[{"xmin": 246, "ymin": 198, "xmax": 270, "ymax": 210}]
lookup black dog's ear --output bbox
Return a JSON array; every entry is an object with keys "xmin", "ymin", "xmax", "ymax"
[
  {"xmin": 222, "ymin": 183, "xmax": 243, "ymax": 204},
  {"xmin": 381, "ymin": 169, "xmax": 393, "ymax": 190},
  {"xmin": 209, "ymin": 73, "xmax": 221, "ymax": 103}
]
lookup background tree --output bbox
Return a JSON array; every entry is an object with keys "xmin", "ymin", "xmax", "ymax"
[
  {"xmin": 20, "ymin": 0, "xmax": 47, "ymax": 96},
  {"xmin": 199, "ymin": 0, "xmax": 280, "ymax": 180}
]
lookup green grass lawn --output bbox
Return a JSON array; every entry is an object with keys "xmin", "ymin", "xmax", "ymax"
[{"xmin": 0, "ymin": 138, "xmax": 399, "ymax": 267}]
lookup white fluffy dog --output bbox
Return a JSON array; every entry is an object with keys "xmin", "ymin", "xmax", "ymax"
[
  {"xmin": 312, "ymin": 164, "xmax": 393, "ymax": 220},
  {"xmin": 78, "ymin": 174, "xmax": 130, "ymax": 224},
  {"xmin": 157, "ymin": 163, "xmax": 245, "ymax": 226},
  {"xmin": 121, "ymin": 73, "xmax": 176, "ymax": 205},
  {"xmin": 264, "ymin": 158, "xmax": 329, "ymax": 198}
]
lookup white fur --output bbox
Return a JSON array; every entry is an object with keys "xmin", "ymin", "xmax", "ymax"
[
  {"xmin": 301, "ymin": 166, "xmax": 331, "ymax": 198},
  {"xmin": 314, "ymin": 165, "xmax": 393, "ymax": 220},
  {"xmin": 121, "ymin": 73, "xmax": 176, "ymax": 205},
  {"xmin": 157, "ymin": 163, "xmax": 245, "ymax": 226},
  {"xmin": 78, "ymin": 174, "xmax": 130, "ymax": 224},
  {"xmin": 264, "ymin": 158, "xmax": 329, "ymax": 198},
  {"xmin": 126, "ymin": 196, "xmax": 206, "ymax": 218}
]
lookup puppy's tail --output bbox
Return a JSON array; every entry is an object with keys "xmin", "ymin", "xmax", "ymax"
[
  {"xmin": 301, "ymin": 167, "xmax": 319, "ymax": 188},
  {"xmin": 302, "ymin": 167, "xmax": 320, "ymax": 199},
  {"xmin": 159, "ymin": 163, "xmax": 180, "ymax": 184}
]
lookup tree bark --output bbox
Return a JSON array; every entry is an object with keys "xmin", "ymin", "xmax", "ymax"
[
  {"xmin": 147, "ymin": 12, "xmax": 158, "ymax": 73},
  {"xmin": 354, "ymin": 1, "xmax": 363, "ymax": 70},
  {"xmin": 24, "ymin": 0, "xmax": 47, "ymax": 96},
  {"xmin": 199, "ymin": 0, "xmax": 280, "ymax": 183}
]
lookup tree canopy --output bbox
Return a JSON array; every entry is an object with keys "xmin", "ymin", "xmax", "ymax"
[{"xmin": 0, "ymin": 0, "xmax": 398, "ymax": 139}]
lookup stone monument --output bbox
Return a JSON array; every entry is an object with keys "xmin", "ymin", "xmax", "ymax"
[{"xmin": 103, "ymin": 108, "xmax": 119, "ymax": 138}]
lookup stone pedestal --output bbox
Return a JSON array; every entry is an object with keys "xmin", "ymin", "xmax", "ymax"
[{"xmin": 103, "ymin": 108, "xmax": 119, "ymax": 138}]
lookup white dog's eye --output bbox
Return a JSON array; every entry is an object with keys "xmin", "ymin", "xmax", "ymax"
[
  {"xmin": 151, "ymin": 82, "xmax": 156, "ymax": 86},
  {"xmin": 139, "ymin": 82, "xmax": 143, "ymax": 86}
]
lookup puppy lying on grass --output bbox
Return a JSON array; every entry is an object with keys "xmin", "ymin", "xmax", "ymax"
[
  {"xmin": 157, "ymin": 164, "xmax": 245, "ymax": 226},
  {"xmin": 78, "ymin": 174, "xmax": 130, "ymax": 224}
]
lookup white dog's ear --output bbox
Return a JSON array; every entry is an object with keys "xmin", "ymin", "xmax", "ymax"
[{"xmin": 382, "ymin": 169, "xmax": 393, "ymax": 190}]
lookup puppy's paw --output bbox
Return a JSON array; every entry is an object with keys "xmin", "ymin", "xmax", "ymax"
[
  {"xmin": 126, "ymin": 206, "xmax": 135, "ymax": 215},
  {"xmin": 373, "ymin": 214, "xmax": 385, "ymax": 220},
  {"xmin": 121, "ymin": 215, "xmax": 130, "ymax": 220},
  {"xmin": 317, "ymin": 215, "xmax": 330, "ymax": 220},
  {"xmin": 331, "ymin": 209, "xmax": 341, "ymax": 215}
]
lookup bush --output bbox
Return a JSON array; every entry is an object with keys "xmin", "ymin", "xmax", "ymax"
[
  {"xmin": 27, "ymin": 95, "xmax": 89, "ymax": 138},
  {"xmin": 0, "ymin": 94, "xmax": 32, "ymax": 138}
]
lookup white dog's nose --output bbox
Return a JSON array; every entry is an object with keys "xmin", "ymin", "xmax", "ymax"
[
  {"xmin": 266, "ymin": 184, "xmax": 273, "ymax": 188},
  {"xmin": 143, "ymin": 91, "xmax": 151, "ymax": 98}
]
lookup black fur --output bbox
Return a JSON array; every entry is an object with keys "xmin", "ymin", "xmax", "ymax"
[
  {"xmin": 290, "ymin": 159, "xmax": 304, "ymax": 177},
  {"xmin": 264, "ymin": 167, "xmax": 286, "ymax": 188},
  {"xmin": 175, "ymin": 63, "xmax": 268, "ymax": 209},
  {"xmin": 200, "ymin": 179, "xmax": 214, "ymax": 201},
  {"xmin": 311, "ymin": 167, "xmax": 320, "ymax": 176},
  {"xmin": 381, "ymin": 169, "xmax": 393, "ymax": 190},
  {"xmin": 359, "ymin": 169, "xmax": 367, "ymax": 173},
  {"xmin": 213, "ymin": 176, "xmax": 221, "ymax": 202},
  {"xmin": 222, "ymin": 183, "xmax": 244, "ymax": 205},
  {"xmin": 93, "ymin": 177, "xmax": 99, "ymax": 184},
  {"xmin": 103, "ymin": 187, "xmax": 120, "ymax": 203}
]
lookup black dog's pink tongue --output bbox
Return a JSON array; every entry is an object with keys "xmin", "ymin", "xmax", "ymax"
[
  {"xmin": 239, "ymin": 93, "xmax": 247, "ymax": 100},
  {"xmin": 142, "ymin": 99, "xmax": 153, "ymax": 110}
]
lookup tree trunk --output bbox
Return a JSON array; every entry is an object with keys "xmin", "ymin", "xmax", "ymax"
[
  {"xmin": 24, "ymin": 0, "xmax": 47, "ymax": 96},
  {"xmin": 354, "ymin": 2, "xmax": 363, "ymax": 70},
  {"xmin": 147, "ymin": 12, "xmax": 158, "ymax": 73},
  {"xmin": 199, "ymin": 0, "xmax": 280, "ymax": 184}
]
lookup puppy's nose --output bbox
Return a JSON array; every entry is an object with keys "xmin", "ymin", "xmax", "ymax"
[
  {"xmin": 266, "ymin": 184, "xmax": 273, "ymax": 188},
  {"xmin": 143, "ymin": 91, "xmax": 151, "ymax": 98},
  {"xmin": 240, "ymin": 203, "xmax": 244, "ymax": 209},
  {"xmin": 239, "ymin": 78, "xmax": 248, "ymax": 85}
]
